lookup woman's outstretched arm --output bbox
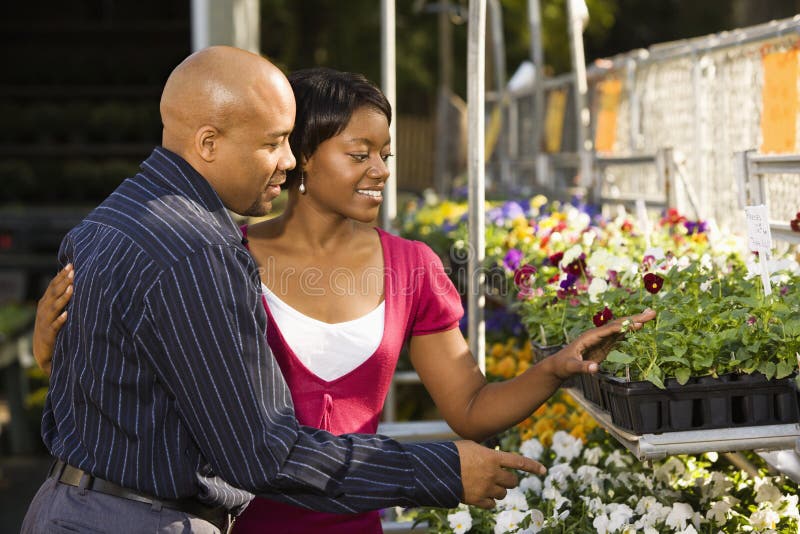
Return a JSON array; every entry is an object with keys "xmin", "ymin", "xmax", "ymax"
[{"xmin": 410, "ymin": 308, "xmax": 656, "ymax": 442}]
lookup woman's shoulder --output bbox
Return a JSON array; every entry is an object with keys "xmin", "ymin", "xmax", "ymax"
[{"xmin": 375, "ymin": 227, "xmax": 443, "ymax": 267}]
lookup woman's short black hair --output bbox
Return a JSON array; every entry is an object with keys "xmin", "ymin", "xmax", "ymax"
[{"xmin": 286, "ymin": 67, "xmax": 392, "ymax": 188}]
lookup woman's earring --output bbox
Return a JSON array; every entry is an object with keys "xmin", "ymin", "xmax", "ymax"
[{"xmin": 299, "ymin": 171, "xmax": 307, "ymax": 195}]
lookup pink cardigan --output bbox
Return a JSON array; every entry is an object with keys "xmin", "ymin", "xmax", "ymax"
[{"xmin": 233, "ymin": 227, "xmax": 463, "ymax": 534}]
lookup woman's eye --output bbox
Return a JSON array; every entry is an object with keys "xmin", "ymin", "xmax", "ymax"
[
  {"xmin": 349, "ymin": 153, "xmax": 369, "ymax": 162},
  {"xmin": 381, "ymin": 153, "xmax": 394, "ymax": 162}
]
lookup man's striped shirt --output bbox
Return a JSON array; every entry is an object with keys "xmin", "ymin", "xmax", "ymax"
[{"xmin": 41, "ymin": 147, "xmax": 462, "ymax": 512}]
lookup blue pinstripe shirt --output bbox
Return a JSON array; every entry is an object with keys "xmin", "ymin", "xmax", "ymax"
[{"xmin": 42, "ymin": 147, "xmax": 462, "ymax": 512}]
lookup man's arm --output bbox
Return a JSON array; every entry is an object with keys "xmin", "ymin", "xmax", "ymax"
[{"xmin": 141, "ymin": 243, "xmax": 461, "ymax": 512}]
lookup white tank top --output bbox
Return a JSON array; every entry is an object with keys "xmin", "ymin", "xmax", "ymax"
[{"xmin": 262, "ymin": 284, "xmax": 385, "ymax": 381}]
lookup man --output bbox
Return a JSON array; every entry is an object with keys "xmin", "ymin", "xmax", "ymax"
[{"xmin": 22, "ymin": 46, "xmax": 545, "ymax": 533}]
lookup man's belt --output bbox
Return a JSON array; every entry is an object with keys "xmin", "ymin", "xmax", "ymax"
[{"xmin": 49, "ymin": 459, "xmax": 234, "ymax": 531}]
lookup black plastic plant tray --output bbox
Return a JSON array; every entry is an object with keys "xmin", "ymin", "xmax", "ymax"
[{"xmin": 596, "ymin": 372, "xmax": 800, "ymax": 434}]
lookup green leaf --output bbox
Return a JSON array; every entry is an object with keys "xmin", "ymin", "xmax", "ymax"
[
  {"xmin": 646, "ymin": 366, "xmax": 666, "ymax": 389},
  {"xmin": 675, "ymin": 367, "xmax": 692, "ymax": 384},
  {"xmin": 606, "ymin": 349, "xmax": 636, "ymax": 364},
  {"xmin": 776, "ymin": 359, "xmax": 795, "ymax": 379},
  {"xmin": 785, "ymin": 319, "xmax": 800, "ymax": 337}
]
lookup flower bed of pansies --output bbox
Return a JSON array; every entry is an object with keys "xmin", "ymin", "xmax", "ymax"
[
  {"xmin": 399, "ymin": 195, "xmax": 800, "ymax": 387},
  {"xmin": 397, "ymin": 339, "xmax": 800, "ymax": 533},
  {"xmin": 405, "ymin": 394, "xmax": 800, "ymax": 533}
]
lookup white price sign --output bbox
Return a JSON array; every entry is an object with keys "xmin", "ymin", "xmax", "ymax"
[
  {"xmin": 744, "ymin": 204, "xmax": 773, "ymax": 296},
  {"xmin": 744, "ymin": 205, "xmax": 772, "ymax": 251}
]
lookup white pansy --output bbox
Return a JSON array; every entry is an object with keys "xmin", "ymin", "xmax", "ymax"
[
  {"xmin": 583, "ymin": 446, "xmax": 603, "ymax": 465},
  {"xmin": 755, "ymin": 482, "xmax": 783, "ymax": 506},
  {"xmin": 581, "ymin": 230, "xmax": 595, "ymax": 248},
  {"xmin": 520, "ymin": 438, "xmax": 544, "ymax": 460},
  {"xmin": 606, "ymin": 502, "xmax": 635, "ymax": 531},
  {"xmin": 586, "ymin": 249, "xmax": 627, "ymax": 279},
  {"xmin": 575, "ymin": 465, "xmax": 603, "ymax": 489},
  {"xmin": 699, "ymin": 279, "xmax": 712, "ymax": 292},
  {"xmin": 780, "ymin": 494, "xmax": 800, "ymax": 520},
  {"xmin": 704, "ymin": 472, "xmax": 733, "ymax": 500},
  {"xmin": 447, "ymin": 509, "xmax": 472, "ymax": 534},
  {"xmin": 493, "ymin": 509, "xmax": 527, "ymax": 534},
  {"xmin": 519, "ymin": 475, "xmax": 543, "ymax": 496},
  {"xmin": 665, "ymin": 502, "xmax": 695, "ymax": 530},
  {"xmin": 635, "ymin": 496, "xmax": 660, "ymax": 515},
  {"xmin": 749, "ymin": 508, "xmax": 781, "ymax": 530},
  {"xmin": 745, "ymin": 257, "xmax": 800, "ymax": 281},
  {"xmin": 587, "ymin": 277, "xmax": 609, "ymax": 303},
  {"xmin": 655, "ymin": 457, "xmax": 686, "ymax": 483},
  {"xmin": 560, "ymin": 244, "xmax": 583, "ymax": 267},
  {"xmin": 583, "ymin": 496, "xmax": 606, "ymax": 515},
  {"xmin": 592, "ymin": 513, "xmax": 611, "ymax": 534},
  {"xmin": 603, "ymin": 449, "xmax": 631, "ymax": 469},
  {"xmin": 675, "ymin": 525, "xmax": 699, "ymax": 534},
  {"xmin": 496, "ymin": 488, "xmax": 529, "ymax": 511},
  {"xmin": 552, "ymin": 431, "xmax": 583, "ymax": 462},
  {"xmin": 525, "ymin": 509, "xmax": 546, "ymax": 533},
  {"xmin": 699, "ymin": 253, "xmax": 713, "ymax": 272},
  {"xmin": 542, "ymin": 486, "xmax": 570, "ymax": 512},
  {"xmin": 706, "ymin": 500, "xmax": 731, "ymax": 524},
  {"xmin": 543, "ymin": 465, "xmax": 572, "ymax": 498}
]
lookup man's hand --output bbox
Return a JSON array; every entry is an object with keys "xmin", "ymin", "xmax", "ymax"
[
  {"xmin": 549, "ymin": 308, "xmax": 656, "ymax": 380},
  {"xmin": 33, "ymin": 264, "xmax": 73, "ymax": 376},
  {"xmin": 454, "ymin": 440, "xmax": 546, "ymax": 509}
]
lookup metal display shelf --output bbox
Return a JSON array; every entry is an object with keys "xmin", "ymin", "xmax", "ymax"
[{"xmin": 567, "ymin": 387, "xmax": 800, "ymax": 462}]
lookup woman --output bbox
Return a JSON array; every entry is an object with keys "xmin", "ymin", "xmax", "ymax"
[{"xmin": 35, "ymin": 68, "xmax": 654, "ymax": 533}]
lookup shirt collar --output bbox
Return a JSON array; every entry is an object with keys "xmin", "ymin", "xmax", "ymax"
[
  {"xmin": 144, "ymin": 147, "xmax": 227, "ymax": 213},
  {"xmin": 142, "ymin": 147, "xmax": 243, "ymax": 242}
]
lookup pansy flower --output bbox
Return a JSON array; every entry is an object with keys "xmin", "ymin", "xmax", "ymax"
[
  {"xmin": 593, "ymin": 306, "xmax": 614, "ymax": 327},
  {"xmin": 564, "ymin": 255, "xmax": 586, "ymax": 276},
  {"xmin": 548, "ymin": 251, "xmax": 564, "ymax": 266},
  {"xmin": 643, "ymin": 272, "xmax": 665, "ymax": 294},
  {"xmin": 684, "ymin": 220, "xmax": 708, "ymax": 235},
  {"xmin": 790, "ymin": 212, "xmax": 800, "ymax": 232},
  {"xmin": 503, "ymin": 248, "xmax": 523, "ymax": 272},
  {"xmin": 513, "ymin": 263, "xmax": 537, "ymax": 290}
]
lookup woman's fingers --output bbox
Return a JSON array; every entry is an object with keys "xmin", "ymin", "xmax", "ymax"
[
  {"xmin": 575, "ymin": 308, "xmax": 656, "ymax": 363},
  {"xmin": 52, "ymin": 283, "xmax": 73, "ymax": 311},
  {"xmin": 40, "ymin": 265, "xmax": 73, "ymax": 321}
]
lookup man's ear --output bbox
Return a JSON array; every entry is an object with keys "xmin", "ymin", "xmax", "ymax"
[{"xmin": 195, "ymin": 125, "xmax": 219, "ymax": 162}]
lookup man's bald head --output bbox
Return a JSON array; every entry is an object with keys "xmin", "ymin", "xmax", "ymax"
[
  {"xmin": 158, "ymin": 46, "xmax": 297, "ymax": 215},
  {"xmin": 160, "ymin": 46, "xmax": 288, "ymax": 156}
]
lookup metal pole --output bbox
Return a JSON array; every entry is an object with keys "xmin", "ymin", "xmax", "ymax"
[
  {"xmin": 381, "ymin": 0, "xmax": 398, "ymax": 231},
  {"xmin": 190, "ymin": 0, "xmax": 210, "ymax": 51},
  {"xmin": 566, "ymin": 0, "xmax": 592, "ymax": 188},
  {"xmin": 434, "ymin": 0, "xmax": 454, "ymax": 196},
  {"xmin": 488, "ymin": 0, "xmax": 511, "ymax": 189},
  {"xmin": 467, "ymin": 0, "xmax": 486, "ymax": 372},
  {"xmin": 528, "ymin": 0, "xmax": 545, "ymax": 166}
]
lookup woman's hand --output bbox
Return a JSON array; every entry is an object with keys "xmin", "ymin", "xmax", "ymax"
[
  {"xmin": 548, "ymin": 308, "xmax": 656, "ymax": 381},
  {"xmin": 33, "ymin": 264, "xmax": 73, "ymax": 375}
]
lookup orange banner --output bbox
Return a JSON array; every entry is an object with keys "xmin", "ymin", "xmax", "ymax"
[
  {"xmin": 544, "ymin": 89, "xmax": 567, "ymax": 153},
  {"xmin": 761, "ymin": 49, "xmax": 798, "ymax": 154},
  {"xmin": 594, "ymin": 79, "xmax": 622, "ymax": 153}
]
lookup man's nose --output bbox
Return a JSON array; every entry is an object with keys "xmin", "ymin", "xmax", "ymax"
[{"xmin": 279, "ymin": 143, "xmax": 296, "ymax": 171}]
